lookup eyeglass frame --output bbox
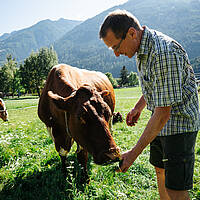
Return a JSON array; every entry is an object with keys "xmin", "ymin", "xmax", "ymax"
[{"xmin": 112, "ymin": 31, "xmax": 127, "ymax": 52}]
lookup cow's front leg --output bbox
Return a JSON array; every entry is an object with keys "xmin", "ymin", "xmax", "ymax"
[
  {"xmin": 77, "ymin": 149, "xmax": 89, "ymax": 184},
  {"xmin": 60, "ymin": 155, "xmax": 68, "ymax": 176},
  {"xmin": 50, "ymin": 125, "xmax": 73, "ymax": 177},
  {"xmin": 58, "ymin": 139, "xmax": 73, "ymax": 178}
]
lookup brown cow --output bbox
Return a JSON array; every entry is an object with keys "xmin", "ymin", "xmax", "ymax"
[
  {"xmin": 112, "ymin": 112, "xmax": 123, "ymax": 124},
  {"xmin": 0, "ymin": 98, "xmax": 8, "ymax": 121},
  {"xmin": 38, "ymin": 64, "xmax": 121, "ymax": 183}
]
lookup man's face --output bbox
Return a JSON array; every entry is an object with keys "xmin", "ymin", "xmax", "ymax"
[{"xmin": 102, "ymin": 28, "xmax": 139, "ymax": 58}]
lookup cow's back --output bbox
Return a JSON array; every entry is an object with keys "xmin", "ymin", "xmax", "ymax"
[
  {"xmin": 62, "ymin": 65, "xmax": 115, "ymax": 113},
  {"xmin": 38, "ymin": 64, "xmax": 115, "ymax": 126}
]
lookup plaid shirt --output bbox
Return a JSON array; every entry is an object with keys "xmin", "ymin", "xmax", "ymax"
[{"xmin": 136, "ymin": 26, "xmax": 200, "ymax": 136}]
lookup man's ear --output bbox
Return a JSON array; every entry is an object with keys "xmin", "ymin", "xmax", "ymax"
[{"xmin": 127, "ymin": 27, "xmax": 137, "ymax": 39}]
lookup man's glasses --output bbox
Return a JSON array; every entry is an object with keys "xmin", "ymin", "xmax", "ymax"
[
  {"xmin": 112, "ymin": 38, "xmax": 124, "ymax": 52},
  {"xmin": 112, "ymin": 32, "xmax": 127, "ymax": 53}
]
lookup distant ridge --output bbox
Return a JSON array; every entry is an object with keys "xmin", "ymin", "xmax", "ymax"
[
  {"xmin": 54, "ymin": 0, "xmax": 200, "ymax": 77},
  {"xmin": 0, "ymin": 0, "xmax": 200, "ymax": 78},
  {"xmin": 0, "ymin": 18, "xmax": 82, "ymax": 64}
]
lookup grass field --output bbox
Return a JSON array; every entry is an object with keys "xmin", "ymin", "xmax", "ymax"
[{"xmin": 0, "ymin": 87, "xmax": 200, "ymax": 200}]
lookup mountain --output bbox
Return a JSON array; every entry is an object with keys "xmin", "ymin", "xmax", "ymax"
[
  {"xmin": 1, "ymin": 0, "xmax": 199, "ymax": 77},
  {"xmin": 0, "ymin": 18, "xmax": 82, "ymax": 64},
  {"xmin": 191, "ymin": 56, "xmax": 200, "ymax": 79},
  {"xmin": 0, "ymin": 32, "xmax": 16, "ymax": 41},
  {"xmin": 54, "ymin": 0, "xmax": 200, "ymax": 77}
]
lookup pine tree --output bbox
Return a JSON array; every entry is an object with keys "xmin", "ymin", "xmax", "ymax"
[
  {"xmin": 105, "ymin": 72, "xmax": 118, "ymax": 88},
  {"xmin": 119, "ymin": 66, "xmax": 129, "ymax": 87}
]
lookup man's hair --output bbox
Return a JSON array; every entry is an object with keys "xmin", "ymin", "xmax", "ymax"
[{"xmin": 99, "ymin": 9, "xmax": 142, "ymax": 39}]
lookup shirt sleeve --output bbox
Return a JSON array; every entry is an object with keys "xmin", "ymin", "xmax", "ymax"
[{"xmin": 153, "ymin": 52, "xmax": 183, "ymax": 107}]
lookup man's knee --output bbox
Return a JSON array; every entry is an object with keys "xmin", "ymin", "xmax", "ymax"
[
  {"xmin": 166, "ymin": 188, "xmax": 190, "ymax": 200},
  {"xmin": 155, "ymin": 166, "xmax": 165, "ymax": 175}
]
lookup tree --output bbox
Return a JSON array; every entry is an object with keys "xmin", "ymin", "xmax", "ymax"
[
  {"xmin": 128, "ymin": 71, "xmax": 139, "ymax": 86},
  {"xmin": 0, "ymin": 55, "xmax": 17, "ymax": 97},
  {"xmin": 119, "ymin": 66, "xmax": 129, "ymax": 87},
  {"xmin": 20, "ymin": 47, "xmax": 58, "ymax": 96},
  {"xmin": 105, "ymin": 72, "xmax": 118, "ymax": 88},
  {"xmin": 13, "ymin": 68, "xmax": 24, "ymax": 97},
  {"xmin": 0, "ymin": 68, "xmax": 8, "ymax": 97},
  {"xmin": 191, "ymin": 56, "xmax": 200, "ymax": 80}
]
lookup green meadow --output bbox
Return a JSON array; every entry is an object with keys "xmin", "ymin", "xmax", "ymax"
[{"xmin": 0, "ymin": 87, "xmax": 200, "ymax": 200}]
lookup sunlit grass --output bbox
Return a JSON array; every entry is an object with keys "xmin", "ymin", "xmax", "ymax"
[{"xmin": 0, "ymin": 87, "xmax": 199, "ymax": 200}]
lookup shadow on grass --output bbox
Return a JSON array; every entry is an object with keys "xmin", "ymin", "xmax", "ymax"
[
  {"xmin": 0, "ymin": 154, "xmax": 93, "ymax": 200},
  {"xmin": 4, "ymin": 96, "xmax": 38, "ymax": 101}
]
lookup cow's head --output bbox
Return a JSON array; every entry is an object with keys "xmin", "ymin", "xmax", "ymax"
[
  {"xmin": 0, "ymin": 98, "xmax": 8, "ymax": 122},
  {"xmin": 48, "ymin": 85, "xmax": 121, "ymax": 165}
]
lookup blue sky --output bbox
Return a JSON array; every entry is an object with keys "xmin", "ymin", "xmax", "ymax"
[{"xmin": 0, "ymin": 0, "xmax": 128, "ymax": 36}]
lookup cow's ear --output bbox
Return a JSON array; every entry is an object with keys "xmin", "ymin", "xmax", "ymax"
[
  {"xmin": 100, "ymin": 90, "xmax": 110, "ymax": 97},
  {"xmin": 48, "ymin": 91, "xmax": 64, "ymax": 101},
  {"xmin": 48, "ymin": 91, "xmax": 73, "ymax": 111}
]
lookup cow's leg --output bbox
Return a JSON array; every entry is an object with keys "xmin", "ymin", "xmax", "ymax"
[
  {"xmin": 77, "ymin": 149, "xmax": 90, "ymax": 184},
  {"xmin": 48, "ymin": 125, "xmax": 74, "ymax": 175},
  {"xmin": 57, "ymin": 135, "xmax": 74, "ymax": 175},
  {"xmin": 59, "ymin": 137, "xmax": 74, "ymax": 178}
]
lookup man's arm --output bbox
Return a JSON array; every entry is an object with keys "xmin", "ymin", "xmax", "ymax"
[{"xmin": 120, "ymin": 106, "xmax": 171, "ymax": 172}]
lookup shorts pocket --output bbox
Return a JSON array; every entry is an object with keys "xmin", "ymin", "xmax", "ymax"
[{"xmin": 164, "ymin": 154, "xmax": 194, "ymax": 190}]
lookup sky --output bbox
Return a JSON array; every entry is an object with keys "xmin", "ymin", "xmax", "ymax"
[{"xmin": 0, "ymin": 0, "xmax": 128, "ymax": 36}]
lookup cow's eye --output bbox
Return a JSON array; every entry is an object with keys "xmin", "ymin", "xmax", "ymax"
[
  {"xmin": 90, "ymin": 100, "xmax": 102, "ymax": 116},
  {"xmin": 78, "ymin": 108, "xmax": 88, "ymax": 124},
  {"xmin": 80, "ymin": 117, "xmax": 86, "ymax": 125},
  {"xmin": 103, "ymin": 109, "xmax": 111, "ymax": 122}
]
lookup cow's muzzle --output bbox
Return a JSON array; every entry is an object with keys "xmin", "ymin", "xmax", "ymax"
[
  {"xmin": 105, "ymin": 147, "xmax": 121, "ymax": 160},
  {"xmin": 94, "ymin": 146, "xmax": 121, "ymax": 166},
  {"xmin": 103, "ymin": 147, "xmax": 121, "ymax": 165}
]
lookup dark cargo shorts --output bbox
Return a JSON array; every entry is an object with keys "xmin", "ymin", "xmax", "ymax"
[{"xmin": 149, "ymin": 131, "xmax": 198, "ymax": 190}]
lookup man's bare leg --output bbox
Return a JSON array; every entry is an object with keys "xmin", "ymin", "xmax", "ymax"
[
  {"xmin": 155, "ymin": 167, "xmax": 170, "ymax": 200},
  {"xmin": 155, "ymin": 166, "xmax": 190, "ymax": 200},
  {"xmin": 166, "ymin": 188, "xmax": 190, "ymax": 200}
]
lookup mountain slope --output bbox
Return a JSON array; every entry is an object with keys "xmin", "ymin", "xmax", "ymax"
[
  {"xmin": 54, "ymin": 0, "xmax": 200, "ymax": 77},
  {"xmin": 0, "ymin": 18, "xmax": 82, "ymax": 64}
]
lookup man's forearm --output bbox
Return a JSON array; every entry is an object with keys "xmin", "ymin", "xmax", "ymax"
[
  {"xmin": 134, "ymin": 95, "xmax": 146, "ymax": 112},
  {"xmin": 133, "ymin": 106, "xmax": 171, "ymax": 155}
]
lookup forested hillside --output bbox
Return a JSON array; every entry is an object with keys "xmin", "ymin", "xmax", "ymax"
[
  {"xmin": 54, "ymin": 0, "xmax": 200, "ymax": 77},
  {"xmin": 0, "ymin": 0, "xmax": 199, "ymax": 77},
  {"xmin": 191, "ymin": 56, "xmax": 200, "ymax": 80}
]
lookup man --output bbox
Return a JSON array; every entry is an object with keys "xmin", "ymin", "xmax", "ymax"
[{"xmin": 99, "ymin": 9, "xmax": 200, "ymax": 200}]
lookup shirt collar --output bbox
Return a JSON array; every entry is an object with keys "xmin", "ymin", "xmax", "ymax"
[{"xmin": 137, "ymin": 26, "xmax": 151, "ymax": 56}]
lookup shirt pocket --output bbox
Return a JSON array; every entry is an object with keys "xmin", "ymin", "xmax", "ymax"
[
  {"xmin": 140, "ymin": 73, "xmax": 155, "ymax": 110},
  {"xmin": 140, "ymin": 72, "xmax": 154, "ymax": 93}
]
